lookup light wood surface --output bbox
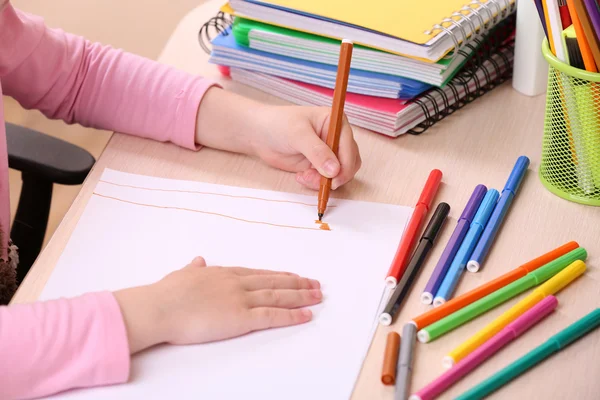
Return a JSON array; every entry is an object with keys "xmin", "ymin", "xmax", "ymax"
[{"xmin": 12, "ymin": 1, "xmax": 600, "ymax": 399}]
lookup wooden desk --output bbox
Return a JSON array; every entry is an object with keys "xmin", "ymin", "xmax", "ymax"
[{"xmin": 13, "ymin": 1, "xmax": 600, "ymax": 398}]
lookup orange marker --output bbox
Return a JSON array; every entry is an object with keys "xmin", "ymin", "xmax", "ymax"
[
  {"xmin": 381, "ymin": 332, "xmax": 401, "ymax": 385},
  {"xmin": 411, "ymin": 241, "xmax": 579, "ymax": 330},
  {"xmin": 317, "ymin": 39, "xmax": 353, "ymax": 221},
  {"xmin": 572, "ymin": 0, "xmax": 600, "ymax": 69},
  {"xmin": 567, "ymin": 0, "xmax": 598, "ymax": 72},
  {"xmin": 385, "ymin": 169, "xmax": 442, "ymax": 288}
]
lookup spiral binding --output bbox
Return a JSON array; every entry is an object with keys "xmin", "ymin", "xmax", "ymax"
[
  {"xmin": 198, "ymin": 11, "xmax": 233, "ymax": 54},
  {"xmin": 455, "ymin": 13, "xmax": 515, "ymax": 82},
  {"xmin": 407, "ymin": 38, "xmax": 515, "ymax": 135},
  {"xmin": 424, "ymin": 0, "xmax": 516, "ymax": 64}
]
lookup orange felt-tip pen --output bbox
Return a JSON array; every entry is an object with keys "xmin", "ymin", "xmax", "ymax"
[{"xmin": 317, "ymin": 39, "xmax": 353, "ymax": 221}]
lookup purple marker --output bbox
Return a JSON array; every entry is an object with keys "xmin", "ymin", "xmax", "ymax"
[{"xmin": 420, "ymin": 184, "xmax": 487, "ymax": 305}]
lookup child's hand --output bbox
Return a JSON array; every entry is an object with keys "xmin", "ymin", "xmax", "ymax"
[
  {"xmin": 114, "ymin": 256, "xmax": 322, "ymax": 354},
  {"xmin": 251, "ymin": 105, "xmax": 361, "ymax": 191},
  {"xmin": 195, "ymin": 88, "xmax": 361, "ymax": 191}
]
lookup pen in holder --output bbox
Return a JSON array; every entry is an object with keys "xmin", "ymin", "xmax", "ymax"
[{"xmin": 539, "ymin": 39, "xmax": 600, "ymax": 206}]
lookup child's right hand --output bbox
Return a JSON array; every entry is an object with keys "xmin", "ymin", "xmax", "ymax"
[{"xmin": 114, "ymin": 256, "xmax": 322, "ymax": 354}]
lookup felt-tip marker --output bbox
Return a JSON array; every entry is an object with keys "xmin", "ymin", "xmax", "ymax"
[
  {"xmin": 467, "ymin": 156, "xmax": 529, "ymax": 273},
  {"xmin": 380, "ymin": 202, "xmax": 450, "ymax": 326}
]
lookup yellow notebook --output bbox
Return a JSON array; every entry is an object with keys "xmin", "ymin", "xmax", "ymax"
[{"xmin": 226, "ymin": 0, "xmax": 516, "ymax": 61}]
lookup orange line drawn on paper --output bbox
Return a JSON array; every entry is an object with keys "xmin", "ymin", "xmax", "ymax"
[
  {"xmin": 99, "ymin": 180, "xmax": 337, "ymax": 208},
  {"xmin": 93, "ymin": 192, "xmax": 328, "ymax": 232}
]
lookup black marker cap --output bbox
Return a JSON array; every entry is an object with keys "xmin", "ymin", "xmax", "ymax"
[{"xmin": 422, "ymin": 202, "xmax": 450, "ymax": 242}]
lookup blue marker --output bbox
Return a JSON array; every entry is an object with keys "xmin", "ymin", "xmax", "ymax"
[
  {"xmin": 467, "ymin": 156, "xmax": 530, "ymax": 273},
  {"xmin": 433, "ymin": 189, "xmax": 499, "ymax": 307},
  {"xmin": 420, "ymin": 184, "xmax": 487, "ymax": 305}
]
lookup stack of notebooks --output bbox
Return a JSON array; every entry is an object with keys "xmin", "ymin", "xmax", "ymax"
[{"xmin": 200, "ymin": 1, "xmax": 518, "ymax": 137}]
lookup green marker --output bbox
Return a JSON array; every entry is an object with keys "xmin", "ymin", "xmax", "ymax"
[
  {"xmin": 417, "ymin": 248, "xmax": 587, "ymax": 343},
  {"xmin": 457, "ymin": 308, "xmax": 600, "ymax": 400}
]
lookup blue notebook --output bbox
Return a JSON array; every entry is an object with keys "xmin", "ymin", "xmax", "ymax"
[{"xmin": 209, "ymin": 31, "xmax": 431, "ymax": 99}]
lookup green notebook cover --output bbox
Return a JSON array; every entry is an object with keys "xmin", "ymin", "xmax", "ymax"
[{"xmin": 232, "ymin": 17, "xmax": 450, "ymax": 62}]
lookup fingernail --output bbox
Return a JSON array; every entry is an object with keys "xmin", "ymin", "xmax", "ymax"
[
  {"xmin": 310, "ymin": 289, "xmax": 323, "ymax": 299},
  {"xmin": 302, "ymin": 309, "xmax": 312, "ymax": 317},
  {"xmin": 309, "ymin": 279, "xmax": 321, "ymax": 289},
  {"xmin": 323, "ymin": 160, "xmax": 338, "ymax": 177}
]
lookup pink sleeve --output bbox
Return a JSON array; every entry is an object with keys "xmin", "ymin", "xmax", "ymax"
[
  {"xmin": 0, "ymin": 292, "xmax": 130, "ymax": 399},
  {"xmin": 0, "ymin": 4, "xmax": 219, "ymax": 150}
]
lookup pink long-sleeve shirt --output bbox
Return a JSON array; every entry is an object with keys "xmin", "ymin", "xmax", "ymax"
[{"xmin": 0, "ymin": 2, "xmax": 217, "ymax": 398}]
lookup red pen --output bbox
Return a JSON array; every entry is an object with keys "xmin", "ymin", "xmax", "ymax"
[
  {"xmin": 385, "ymin": 169, "xmax": 443, "ymax": 287},
  {"xmin": 558, "ymin": 0, "xmax": 572, "ymax": 28}
]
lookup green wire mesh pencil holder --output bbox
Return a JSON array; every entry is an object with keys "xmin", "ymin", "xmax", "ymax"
[{"xmin": 540, "ymin": 39, "xmax": 600, "ymax": 206}]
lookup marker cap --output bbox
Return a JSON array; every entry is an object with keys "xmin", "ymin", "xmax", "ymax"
[
  {"xmin": 536, "ymin": 260, "xmax": 586, "ymax": 295},
  {"xmin": 459, "ymin": 184, "xmax": 488, "ymax": 221},
  {"xmin": 472, "ymin": 189, "xmax": 500, "ymax": 227},
  {"xmin": 504, "ymin": 156, "xmax": 530, "ymax": 194},
  {"xmin": 417, "ymin": 169, "xmax": 443, "ymax": 208},
  {"xmin": 553, "ymin": 308, "xmax": 600, "ymax": 348},
  {"xmin": 422, "ymin": 202, "xmax": 450, "ymax": 241}
]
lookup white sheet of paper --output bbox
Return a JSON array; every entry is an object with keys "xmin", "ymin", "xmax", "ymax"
[{"xmin": 39, "ymin": 169, "xmax": 412, "ymax": 399}]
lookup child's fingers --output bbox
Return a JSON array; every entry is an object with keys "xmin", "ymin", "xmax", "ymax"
[
  {"xmin": 249, "ymin": 307, "xmax": 313, "ymax": 330},
  {"xmin": 227, "ymin": 267, "xmax": 298, "ymax": 277},
  {"xmin": 190, "ymin": 256, "xmax": 207, "ymax": 267},
  {"xmin": 291, "ymin": 122, "xmax": 341, "ymax": 179},
  {"xmin": 332, "ymin": 150, "xmax": 361, "ymax": 190},
  {"xmin": 242, "ymin": 275, "xmax": 320, "ymax": 291},
  {"xmin": 248, "ymin": 288, "xmax": 322, "ymax": 308},
  {"xmin": 295, "ymin": 168, "xmax": 321, "ymax": 190},
  {"xmin": 332, "ymin": 121, "xmax": 361, "ymax": 190}
]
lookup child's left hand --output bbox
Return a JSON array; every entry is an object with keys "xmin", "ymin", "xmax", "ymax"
[{"xmin": 195, "ymin": 88, "xmax": 361, "ymax": 191}]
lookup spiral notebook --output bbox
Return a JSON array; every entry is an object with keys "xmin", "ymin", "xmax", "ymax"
[
  {"xmin": 230, "ymin": 17, "xmax": 465, "ymax": 87},
  {"xmin": 224, "ymin": 0, "xmax": 516, "ymax": 61},
  {"xmin": 227, "ymin": 40, "xmax": 515, "ymax": 136},
  {"xmin": 208, "ymin": 30, "xmax": 431, "ymax": 98}
]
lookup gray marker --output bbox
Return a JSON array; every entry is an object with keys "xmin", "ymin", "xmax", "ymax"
[{"xmin": 395, "ymin": 322, "xmax": 417, "ymax": 400}]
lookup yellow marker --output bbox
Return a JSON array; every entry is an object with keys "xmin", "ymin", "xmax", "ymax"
[
  {"xmin": 443, "ymin": 260, "xmax": 586, "ymax": 368},
  {"xmin": 542, "ymin": 0, "xmax": 556, "ymax": 55}
]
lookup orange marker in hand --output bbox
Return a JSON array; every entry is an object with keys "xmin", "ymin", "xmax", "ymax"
[{"xmin": 317, "ymin": 39, "xmax": 353, "ymax": 221}]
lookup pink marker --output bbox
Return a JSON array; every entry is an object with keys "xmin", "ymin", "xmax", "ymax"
[{"xmin": 410, "ymin": 296, "xmax": 558, "ymax": 400}]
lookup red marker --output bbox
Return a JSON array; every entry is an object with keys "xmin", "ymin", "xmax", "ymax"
[
  {"xmin": 386, "ymin": 169, "xmax": 443, "ymax": 287},
  {"xmin": 558, "ymin": 0, "xmax": 572, "ymax": 28}
]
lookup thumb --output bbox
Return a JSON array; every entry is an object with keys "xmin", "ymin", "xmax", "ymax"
[
  {"xmin": 190, "ymin": 256, "xmax": 207, "ymax": 267},
  {"xmin": 296, "ymin": 134, "xmax": 340, "ymax": 179}
]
